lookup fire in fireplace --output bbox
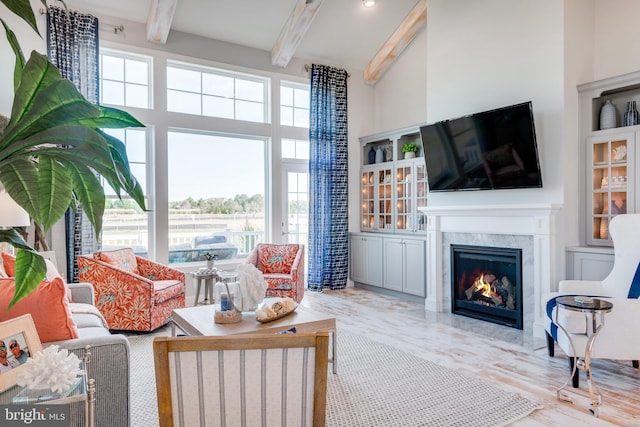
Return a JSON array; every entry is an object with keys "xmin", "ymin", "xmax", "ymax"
[{"xmin": 451, "ymin": 244, "xmax": 523, "ymax": 329}]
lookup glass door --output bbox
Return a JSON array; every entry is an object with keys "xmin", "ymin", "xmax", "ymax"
[{"xmin": 282, "ymin": 165, "xmax": 309, "ymax": 248}]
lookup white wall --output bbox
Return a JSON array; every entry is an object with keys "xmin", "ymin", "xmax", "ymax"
[
  {"xmin": 371, "ymin": 29, "xmax": 427, "ymax": 133},
  {"xmin": 425, "ymin": 0, "xmax": 565, "ymax": 208},
  {"xmin": 0, "ymin": 0, "xmax": 46, "ymax": 114}
]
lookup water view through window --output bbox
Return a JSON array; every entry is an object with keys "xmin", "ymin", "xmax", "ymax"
[{"xmin": 166, "ymin": 131, "xmax": 266, "ymax": 263}]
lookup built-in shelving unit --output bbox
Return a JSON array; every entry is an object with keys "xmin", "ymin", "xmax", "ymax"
[{"xmin": 350, "ymin": 124, "xmax": 428, "ymax": 300}]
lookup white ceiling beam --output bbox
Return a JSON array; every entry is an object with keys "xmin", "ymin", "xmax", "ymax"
[
  {"xmin": 272, "ymin": 0, "xmax": 324, "ymax": 67},
  {"xmin": 364, "ymin": 0, "xmax": 427, "ymax": 85},
  {"xmin": 146, "ymin": 0, "xmax": 178, "ymax": 44}
]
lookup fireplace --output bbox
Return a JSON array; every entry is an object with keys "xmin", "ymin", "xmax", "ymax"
[{"xmin": 451, "ymin": 244, "xmax": 523, "ymax": 329}]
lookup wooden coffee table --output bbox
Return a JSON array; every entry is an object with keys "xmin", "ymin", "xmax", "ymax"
[{"xmin": 170, "ymin": 300, "xmax": 338, "ymax": 373}]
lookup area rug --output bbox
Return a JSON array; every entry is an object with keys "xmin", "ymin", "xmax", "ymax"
[{"xmin": 128, "ymin": 327, "xmax": 541, "ymax": 427}]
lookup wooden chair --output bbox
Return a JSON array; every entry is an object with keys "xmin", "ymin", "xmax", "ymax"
[{"xmin": 153, "ymin": 332, "xmax": 329, "ymax": 427}]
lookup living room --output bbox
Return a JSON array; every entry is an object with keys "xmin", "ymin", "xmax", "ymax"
[{"xmin": 2, "ymin": 0, "xmax": 640, "ymax": 426}]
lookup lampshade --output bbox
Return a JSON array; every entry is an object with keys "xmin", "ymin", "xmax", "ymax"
[{"xmin": 0, "ymin": 190, "xmax": 30, "ymax": 228}]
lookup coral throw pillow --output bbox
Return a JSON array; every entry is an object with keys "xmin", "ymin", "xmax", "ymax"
[
  {"xmin": 0, "ymin": 277, "xmax": 79, "ymax": 343},
  {"xmin": 95, "ymin": 248, "xmax": 138, "ymax": 274},
  {"xmin": 1, "ymin": 252, "xmax": 15, "ymax": 277},
  {"xmin": 257, "ymin": 245, "xmax": 299, "ymax": 274}
]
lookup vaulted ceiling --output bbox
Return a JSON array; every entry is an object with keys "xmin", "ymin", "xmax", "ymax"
[{"xmin": 61, "ymin": 0, "xmax": 426, "ymax": 84}]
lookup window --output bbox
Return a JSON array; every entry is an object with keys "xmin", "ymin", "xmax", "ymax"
[
  {"xmin": 100, "ymin": 128, "xmax": 150, "ymax": 254},
  {"xmin": 167, "ymin": 61, "xmax": 268, "ymax": 123},
  {"xmin": 167, "ymin": 130, "xmax": 267, "ymax": 264},
  {"xmin": 280, "ymin": 82, "xmax": 309, "ymax": 128},
  {"xmin": 100, "ymin": 50, "xmax": 152, "ymax": 108},
  {"xmin": 282, "ymin": 138, "xmax": 309, "ymax": 160}
]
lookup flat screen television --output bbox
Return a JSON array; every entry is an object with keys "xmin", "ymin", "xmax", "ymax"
[{"xmin": 420, "ymin": 101, "xmax": 542, "ymax": 192}]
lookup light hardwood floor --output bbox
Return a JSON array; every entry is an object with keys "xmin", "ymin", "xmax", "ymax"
[{"xmin": 300, "ymin": 287, "xmax": 640, "ymax": 426}]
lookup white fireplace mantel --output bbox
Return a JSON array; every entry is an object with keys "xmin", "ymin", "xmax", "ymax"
[{"xmin": 418, "ymin": 203, "xmax": 562, "ymax": 337}]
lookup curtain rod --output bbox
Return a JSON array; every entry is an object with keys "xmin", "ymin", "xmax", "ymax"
[
  {"xmin": 39, "ymin": 7, "xmax": 124, "ymax": 33},
  {"xmin": 304, "ymin": 64, "xmax": 351, "ymax": 78}
]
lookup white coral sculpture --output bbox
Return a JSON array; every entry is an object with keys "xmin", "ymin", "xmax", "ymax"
[
  {"xmin": 18, "ymin": 345, "xmax": 82, "ymax": 393},
  {"xmin": 236, "ymin": 263, "xmax": 268, "ymax": 311}
]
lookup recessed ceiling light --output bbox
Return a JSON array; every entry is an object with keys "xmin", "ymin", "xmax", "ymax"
[{"xmin": 362, "ymin": 0, "xmax": 376, "ymax": 8}]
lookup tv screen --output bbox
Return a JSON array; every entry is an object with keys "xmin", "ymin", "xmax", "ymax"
[{"xmin": 420, "ymin": 101, "xmax": 542, "ymax": 192}]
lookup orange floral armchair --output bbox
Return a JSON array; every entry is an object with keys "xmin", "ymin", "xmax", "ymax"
[
  {"xmin": 77, "ymin": 248, "xmax": 185, "ymax": 332},
  {"xmin": 246, "ymin": 244, "xmax": 305, "ymax": 302}
]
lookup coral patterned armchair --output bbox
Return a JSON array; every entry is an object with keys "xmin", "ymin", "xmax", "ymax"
[
  {"xmin": 77, "ymin": 248, "xmax": 185, "ymax": 332},
  {"xmin": 246, "ymin": 244, "xmax": 305, "ymax": 302}
]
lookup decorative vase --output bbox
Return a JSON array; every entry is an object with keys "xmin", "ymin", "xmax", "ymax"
[
  {"xmin": 368, "ymin": 147, "xmax": 376, "ymax": 164},
  {"xmin": 623, "ymin": 101, "xmax": 639, "ymax": 127},
  {"xmin": 375, "ymin": 147, "xmax": 384, "ymax": 163},
  {"xmin": 214, "ymin": 281, "xmax": 242, "ymax": 324},
  {"xmin": 404, "ymin": 151, "xmax": 416, "ymax": 159},
  {"xmin": 599, "ymin": 100, "xmax": 616, "ymax": 130},
  {"xmin": 206, "ymin": 259, "xmax": 214, "ymax": 269}
]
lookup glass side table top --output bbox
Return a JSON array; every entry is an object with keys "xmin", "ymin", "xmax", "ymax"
[{"xmin": 555, "ymin": 296, "xmax": 613, "ymax": 313}]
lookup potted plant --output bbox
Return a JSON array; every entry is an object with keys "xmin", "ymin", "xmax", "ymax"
[
  {"xmin": 402, "ymin": 143, "xmax": 419, "ymax": 159},
  {"xmin": 202, "ymin": 252, "xmax": 216, "ymax": 269},
  {"xmin": 0, "ymin": 0, "xmax": 146, "ymax": 307}
]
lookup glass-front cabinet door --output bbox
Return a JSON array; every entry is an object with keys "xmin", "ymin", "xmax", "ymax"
[
  {"xmin": 377, "ymin": 167, "xmax": 393, "ymax": 232},
  {"xmin": 395, "ymin": 163, "xmax": 412, "ymax": 232},
  {"xmin": 587, "ymin": 131, "xmax": 635, "ymax": 246},
  {"xmin": 361, "ymin": 169, "xmax": 375, "ymax": 231},
  {"xmin": 361, "ymin": 165, "xmax": 393, "ymax": 232},
  {"xmin": 395, "ymin": 160, "xmax": 428, "ymax": 233}
]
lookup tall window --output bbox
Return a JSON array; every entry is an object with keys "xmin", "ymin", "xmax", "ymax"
[
  {"xmin": 99, "ymin": 50, "xmax": 152, "ymax": 108},
  {"xmin": 280, "ymin": 81, "xmax": 309, "ymax": 128},
  {"xmin": 167, "ymin": 61, "xmax": 268, "ymax": 123},
  {"xmin": 167, "ymin": 131, "xmax": 267, "ymax": 264},
  {"xmin": 100, "ymin": 128, "xmax": 150, "ymax": 253}
]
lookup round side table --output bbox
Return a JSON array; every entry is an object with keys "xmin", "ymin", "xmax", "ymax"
[
  {"xmin": 190, "ymin": 270, "xmax": 218, "ymax": 306},
  {"xmin": 555, "ymin": 296, "xmax": 613, "ymax": 417}
]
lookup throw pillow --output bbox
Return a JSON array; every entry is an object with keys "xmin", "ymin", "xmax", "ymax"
[
  {"xmin": 1, "ymin": 252, "xmax": 15, "ymax": 277},
  {"xmin": 0, "ymin": 277, "xmax": 79, "ymax": 343},
  {"xmin": 95, "ymin": 248, "xmax": 138, "ymax": 274},
  {"xmin": 257, "ymin": 245, "xmax": 299, "ymax": 274},
  {"xmin": 45, "ymin": 259, "xmax": 72, "ymax": 302}
]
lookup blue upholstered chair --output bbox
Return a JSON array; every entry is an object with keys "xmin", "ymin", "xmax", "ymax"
[{"xmin": 544, "ymin": 213, "xmax": 640, "ymax": 387}]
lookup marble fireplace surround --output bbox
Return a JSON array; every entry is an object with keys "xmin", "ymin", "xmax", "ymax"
[{"xmin": 418, "ymin": 204, "xmax": 562, "ymax": 337}]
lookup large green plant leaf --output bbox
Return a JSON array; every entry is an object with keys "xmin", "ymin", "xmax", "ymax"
[
  {"xmin": 0, "ymin": 18, "xmax": 25, "ymax": 90},
  {"xmin": 0, "ymin": 2, "xmax": 145, "ymax": 308},
  {"xmin": 0, "ymin": 230, "xmax": 45, "ymax": 308},
  {"xmin": 0, "ymin": 0, "xmax": 41, "ymax": 36}
]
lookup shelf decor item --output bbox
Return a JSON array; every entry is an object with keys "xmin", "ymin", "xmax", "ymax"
[
  {"xmin": 375, "ymin": 146, "xmax": 384, "ymax": 163},
  {"xmin": 599, "ymin": 100, "xmax": 617, "ymax": 129},
  {"xmin": 623, "ymin": 101, "xmax": 639, "ymax": 126},
  {"xmin": 368, "ymin": 146, "xmax": 376, "ymax": 164},
  {"xmin": 402, "ymin": 143, "xmax": 418, "ymax": 159}
]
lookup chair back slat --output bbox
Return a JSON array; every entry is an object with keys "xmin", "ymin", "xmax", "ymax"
[{"xmin": 154, "ymin": 332, "xmax": 328, "ymax": 427}]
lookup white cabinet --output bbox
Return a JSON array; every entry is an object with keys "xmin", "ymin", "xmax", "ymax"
[
  {"xmin": 587, "ymin": 130, "xmax": 637, "ymax": 246},
  {"xmin": 566, "ymin": 246, "xmax": 614, "ymax": 281},
  {"xmin": 383, "ymin": 237, "xmax": 425, "ymax": 296},
  {"xmin": 349, "ymin": 233, "xmax": 383, "ymax": 287},
  {"xmin": 578, "ymin": 73, "xmax": 640, "ymax": 247},
  {"xmin": 359, "ymin": 125, "xmax": 428, "ymax": 235}
]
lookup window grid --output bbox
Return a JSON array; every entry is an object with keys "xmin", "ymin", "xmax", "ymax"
[
  {"xmin": 280, "ymin": 81, "xmax": 309, "ymax": 128},
  {"xmin": 167, "ymin": 61, "xmax": 268, "ymax": 123},
  {"xmin": 99, "ymin": 51, "xmax": 151, "ymax": 109}
]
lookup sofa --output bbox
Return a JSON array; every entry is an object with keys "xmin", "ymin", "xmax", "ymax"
[
  {"xmin": 0, "ymin": 275, "xmax": 130, "ymax": 427},
  {"xmin": 51, "ymin": 282, "xmax": 131, "ymax": 427}
]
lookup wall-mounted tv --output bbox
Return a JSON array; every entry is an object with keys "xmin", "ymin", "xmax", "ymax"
[{"xmin": 420, "ymin": 101, "xmax": 542, "ymax": 192}]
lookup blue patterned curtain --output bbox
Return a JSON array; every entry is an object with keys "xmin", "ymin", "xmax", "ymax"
[
  {"xmin": 46, "ymin": 6, "xmax": 100, "ymax": 282},
  {"xmin": 308, "ymin": 64, "xmax": 349, "ymax": 291}
]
